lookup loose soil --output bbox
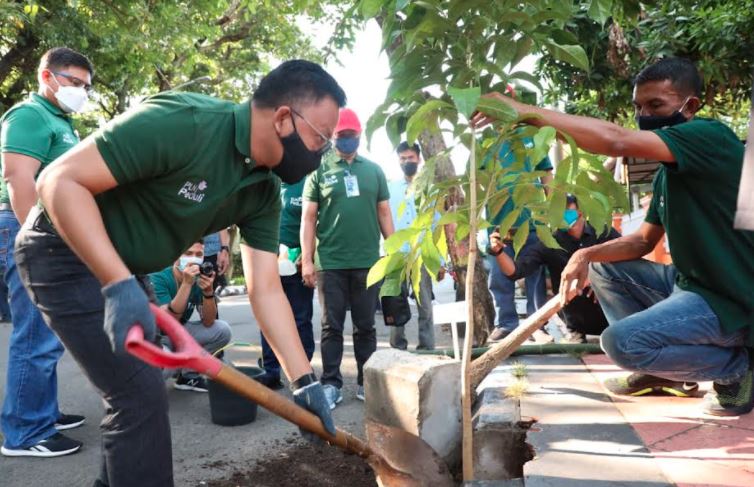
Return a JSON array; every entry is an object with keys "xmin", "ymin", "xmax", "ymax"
[{"xmin": 203, "ymin": 440, "xmax": 378, "ymax": 487}]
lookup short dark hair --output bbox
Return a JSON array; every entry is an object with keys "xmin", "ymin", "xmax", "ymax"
[
  {"xmin": 397, "ymin": 141, "xmax": 421, "ymax": 157},
  {"xmin": 634, "ymin": 57, "xmax": 703, "ymax": 98},
  {"xmin": 566, "ymin": 194, "xmax": 579, "ymax": 207},
  {"xmin": 252, "ymin": 60, "xmax": 346, "ymax": 109},
  {"xmin": 39, "ymin": 47, "xmax": 94, "ymax": 77}
]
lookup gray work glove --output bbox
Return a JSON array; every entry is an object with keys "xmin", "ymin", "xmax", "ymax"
[
  {"xmin": 292, "ymin": 382, "xmax": 337, "ymax": 442},
  {"xmin": 102, "ymin": 276, "xmax": 156, "ymax": 356}
]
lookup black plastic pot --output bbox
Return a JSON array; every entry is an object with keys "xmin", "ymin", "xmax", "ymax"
[{"xmin": 208, "ymin": 364, "xmax": 265, "ymax": 426}]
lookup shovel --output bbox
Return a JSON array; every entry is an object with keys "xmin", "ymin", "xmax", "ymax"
[{"xmin": 126, "ymin": 304, "xmax": 454, "ymax": 487}]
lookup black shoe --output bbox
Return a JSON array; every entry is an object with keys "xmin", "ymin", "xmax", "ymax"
[
  {"xmin": 489, "ymin": 327, "xmax": 511, "ymax": 342},
  {"xmin": 1, "ymin": 433, "xmax": 82, "ymax": 458},
  {"xmin": 604, "ymin": 373, "xmax": 699, "ymax": 397},
  {"xmin": 703, "ymin": 370, "xmax": 754, "ymax": 417},
  {"xmin": 174, "ymin": 375, "xmax": 208, "ymax": 392},
  {"xmin": 55, "ymin": 413, "xmax": 86, "ymax": 431},
  {"xmin": 257, "ymin": 372, "xmax": 284, "ymax": 390}
]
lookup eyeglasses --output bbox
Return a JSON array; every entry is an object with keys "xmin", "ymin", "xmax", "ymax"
[
  {"xmin": 52, "ymin": 71, "xmax": 93, "ymax": 93},
  {"xmin": 290, "ymin": 108, "xmax": 332, "ymax": 156}
]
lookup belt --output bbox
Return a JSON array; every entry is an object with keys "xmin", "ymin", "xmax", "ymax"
[{"xmin": 0, "ymin": 203, "xmax": 12, "ymax": 212}]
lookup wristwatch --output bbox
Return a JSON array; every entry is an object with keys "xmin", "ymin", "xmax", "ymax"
[
  {"xmin": 220, "ymin": 245, "xmax": 230, "ymax": 253},
  {"xmin": 290, "ymin": 372, "xmax": 318, "ymax": 391}
]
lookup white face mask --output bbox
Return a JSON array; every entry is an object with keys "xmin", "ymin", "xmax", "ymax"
[
  {"xmin": 178, "ymin": 256, "xmax": 203, "ymax": 271},
  {"xmin": 49, "ymin": 72, "xmax": 88, "ymax": 113}
]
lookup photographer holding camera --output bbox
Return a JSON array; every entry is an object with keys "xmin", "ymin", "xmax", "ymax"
[{"xmin": 149, "ymin": 240, "xmax": 232, "ymax": 392}]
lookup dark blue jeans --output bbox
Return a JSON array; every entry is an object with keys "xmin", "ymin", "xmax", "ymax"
[
  {"xmin": 487, "ymin": 230, "xmax": 547, "ymax": 331},
  {"xmin": 0, "ymin": 210, "xmax": 64, "ymax": 449},
  {"xmin": 590, "ymin": 260, "xmax": 749, "ymax": 384},
  {"xmin": 260, "ymin": 272, "xmax": 315, "ymax": 380},
  {"xmin": 15, "ymin": 208, "xmax": 172, "ymax": 487}
]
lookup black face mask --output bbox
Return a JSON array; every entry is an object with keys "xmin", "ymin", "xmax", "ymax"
[
  {"xmin": 272, "ymin": 121, "xmax": 326, "ymax": 184},
  {"xmin": 401, "ymin": 162, "xmax": 419, "ymax": 177},
  {"xmin": 636, "ymin": 98, "xmax": 691, "ymax": 131}
]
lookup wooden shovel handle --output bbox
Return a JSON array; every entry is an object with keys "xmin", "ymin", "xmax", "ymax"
[
  {"xmin": 469, "ymin": 296, "xmax": 562, "ymax": 391},
  {"xmin": 215, "ymin": 364, "xmax": 374, "ymax": 458}
]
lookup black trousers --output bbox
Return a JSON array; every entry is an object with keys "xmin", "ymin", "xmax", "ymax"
[
  {"xmin": 317, "ymin": 269, "xmax": 378, "ymax": 388},
  {"xmin": 561, "ymin": 294, "xmax": 610, "ymax": 335},
  {"xmin": 15, "ymin": 208, "xmax": 173, "ymax": 487}
]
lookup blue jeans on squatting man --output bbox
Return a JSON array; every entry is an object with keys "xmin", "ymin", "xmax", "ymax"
[
  {"xmin": 0, "ymin": 209, "xmax": 64, "ymax": 450},
  {"xmin": 589, "ymin": 260, "xmax": 749, "ymax": 384}
]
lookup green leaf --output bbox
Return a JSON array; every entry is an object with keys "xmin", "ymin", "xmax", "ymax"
[
  {"xmin": 448, "ymin": 85, "xmax": 481, "ymax": 120},
  {"xmin": 384, "ymin": 228, "xmax": 421, "ymax": 254},
  {"xmin": 544, "ymin": 42, "xmax": 590, "ymax": 72},
  {"xmin": 587, "ymin": 0, "xmax": 614, "ymax": 25},
  {"xmin": 434, "ymin": 225, "xmax": 448, "ymax": 260},
  {"xmin": 548, "ymin": 188, "xmax": 567, "ymax": 229},
  {"xmin": 495, "ymin": 208, "xmax": 522, "ymax": 241},
  {"xmin": 535, "ymin": 224, "xmax": 561, "ymax": 250},
  {"xmin": 360, "ymin": 0, "xmax": 384, "ymax": 18},
  {"xmin": 367, "ymin": 253, "xmax": 405, "ymax": 288},
  {"xmin": 420, "ymin": 236, "xmax": 443, "ymax": 277},
  {"xmin": 475, "ymin": 97, "xmax": 518, "ymax": 123},
  {"xmin": 406, "ymin": 99, "xmax": 451, "ymax": 144},
  {"xmin": 512, "ymin": 220, "xmax": 529, "ymax": 257},
  {"xmin": 379, "ymin": 275, "xmax": 402, "ymax": 297},
  {"xmin": 455, "ymin": 222, "xmax": 470, "ymax": 242}
]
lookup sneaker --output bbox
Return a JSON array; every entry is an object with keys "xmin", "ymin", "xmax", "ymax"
[
  {"xmin": 604, "ymin": 373, "xmax": 699, "ymax": 397},
  {"xmin": 560, "ymin": 331, "xmax": 587, "ymax": 344},
  {"xmin": 703, "ymin": 370, "xmax": 754, "ymax": 417},
  {"xmin": 1, "ymin": 433, "xmax": 82, "ymax": 458},
  {"xmin": 55, "ymin": 413, "xmax": 85, "ymax": 431},
  {"xmin": 356, "ymin": 386, "xmax": 365, "ymax": 402},
  {"xmin": 174, "ymin": 375, "xmax": 209, "ymax": 392},
  {"xmin": 529, "ymin": 329, "xmax": 554, "ymax": 344},
  {"xmin": 322, "ymin": 384, "xmax": 343, "ymax": 410},
  {"xmin": 489, "ymin": 327, "xmax": 511, "ymax": 342}
]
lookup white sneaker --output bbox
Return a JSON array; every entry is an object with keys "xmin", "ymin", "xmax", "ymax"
[{"xmin": 356, "ymin": 386, "xmax": 365, "ymax": 402}]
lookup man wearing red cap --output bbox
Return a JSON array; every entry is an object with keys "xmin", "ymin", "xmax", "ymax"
[{"xmin": 301, "ymin": 108, "xmax": 394, "ymax": 407}]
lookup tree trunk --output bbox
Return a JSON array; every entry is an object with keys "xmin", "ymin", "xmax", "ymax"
[{"xmin": 419, "ymin": 130, "xmax": 495, "ymax": 346}]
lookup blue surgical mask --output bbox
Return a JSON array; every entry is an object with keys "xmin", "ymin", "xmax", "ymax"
[
  {"xmin": 563, "ymin": 209, "xmax": 580, "ymax": 228},
  {"xmin": 335, "ymin": 136, "xmax": 360, "ymax": 155},
  {"xmin": 178, "ymin": 255, "xmax": 203, "ymax": 271}
]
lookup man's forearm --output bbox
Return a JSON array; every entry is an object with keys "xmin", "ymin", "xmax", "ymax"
[
  {"xmin": 578, "ymin": 233, "xmax": 656, "ymax": 264},
  {"xmin": 508, "ymin": 99, "xmax": 630, "ymax": 157},
  {"xmin": 39, "ymin": 178, "xmax": 130, "ymax": 285},
  {"xmin": 494, "ymin": 251, "xmax": 517, "ymax": 277},
  {"xmin": 300, "ymin": 216, "xmax": 316, "ymax": 263},
  {"xmin": 378, "ymin": 205, "xmax": 395, "ymax": 238},
  {"xmin": 7, "ymin": 177, "xmax": 39, "ymax": 224},
  {"xmin": 219, "ymin": 228, "xmax": 230, "ymax": 246},
  {"xmin": 169, "ymin": 284, "xmax": 192, "ymax": 317},
  {"xmin": 200, "ymin": 296, "xmax": 217, "ymax": 326}
]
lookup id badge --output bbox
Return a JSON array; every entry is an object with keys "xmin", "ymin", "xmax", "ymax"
[{"xmin": 344, "ymin": 174, "xmax": 360, "ymax": 198}]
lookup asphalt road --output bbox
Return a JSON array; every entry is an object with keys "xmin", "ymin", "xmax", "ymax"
[{"xmin": 0, "ymin": 280, "xmax": 457, "ymax": 487}]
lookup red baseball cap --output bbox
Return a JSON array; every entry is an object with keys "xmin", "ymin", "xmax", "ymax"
[{"xmin": 335, "ymin": 108, "xmax": 362, "ymax": 134}]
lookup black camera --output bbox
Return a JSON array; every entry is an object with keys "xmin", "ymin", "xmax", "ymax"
[{"xmin": 199, "ymin": 261, "xmax": 216, "ymax": 277}]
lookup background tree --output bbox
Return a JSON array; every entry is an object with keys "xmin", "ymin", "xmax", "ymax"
[
  {"xmin": 0, "ymin": 0, "xmax": 350, "ymax": 135},
  {"xmin": 538, "ymin": 0, "xmax": 753, "ymax": 135},
  {"xmin": 361, "ymin": 0, "xmax": 632, "ymax": 346}
]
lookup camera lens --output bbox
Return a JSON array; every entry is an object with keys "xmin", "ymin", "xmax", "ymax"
[{"xmin": 200, "ymin": 262, "xmax": 215, "ymax": 276}]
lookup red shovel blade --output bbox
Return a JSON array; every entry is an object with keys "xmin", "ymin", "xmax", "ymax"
[{"xmin": 125, "ymin": 304, "xmax": 223, "ymax": 378}]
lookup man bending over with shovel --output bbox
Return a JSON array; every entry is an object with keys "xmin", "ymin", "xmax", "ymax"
[
  {"xmin": 14, "ymin": 60, "xmax": 346, "ymax": 487},
  {"xmin": 474, "ymin": 57, "xmax": 754, "ymax": 417}
]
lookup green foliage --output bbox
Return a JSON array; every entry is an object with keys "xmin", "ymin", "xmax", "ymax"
[
  {"xmin": 538, "ymin": 0, "xmax": 753, "ymax": 135},
  {"xmin": 0, "ymin": 0, "xmax": 353, "ymax": 135},
  {"xmin": 360, "ymin": 0, "xmax": 631, "ymax": 295}
]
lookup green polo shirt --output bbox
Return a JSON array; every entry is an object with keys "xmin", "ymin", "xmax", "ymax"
[
  {"xmin": 303, "ymin": 153, "xmax": 389, "ymax": 270},
  {"xmin": 646, "ymin": 117, "xmax": 754, "ymax": 343},
  {"xmin": 279, "ymin": 179, "xmax": 305, "ymax": 248},
  {"xmin": 89, "ymin": 91, "xmax": 280, "ymax": 274},
  {"xmin": 0, "ymin": 93, "xmax": 79, "ymax": 205},
  {"xmin": 149, "ymin": 267, "xmax": 203, "ymax": 324}
]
